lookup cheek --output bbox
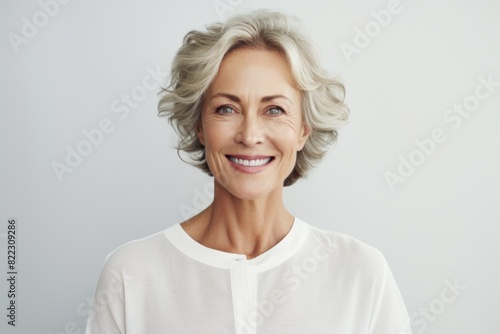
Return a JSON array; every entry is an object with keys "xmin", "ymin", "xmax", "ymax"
[
  {"xmin": 202, "ymin": 119, "xmax": 234, "ymax": 150},
  {"xmin": 203, "ymin": 128, "xmax": 221, "ymax": 150},
  {"xmin": 268, "ymin": 119, "xmax": 303, "ymax": 149}
]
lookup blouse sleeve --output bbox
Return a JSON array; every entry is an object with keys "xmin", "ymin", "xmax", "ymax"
[{"xmin": 368, "ymin": 256, "xmax": 412, "ymax": 334}]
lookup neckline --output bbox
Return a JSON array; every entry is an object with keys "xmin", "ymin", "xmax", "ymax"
[{"xmin": 163, "ymin": 217, "xmax": 308, "ymax": 272}]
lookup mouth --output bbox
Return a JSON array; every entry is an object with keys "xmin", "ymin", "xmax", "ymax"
[{"xmin": 226, "ymin": 155, "xmax": 274, "ymax": 168}]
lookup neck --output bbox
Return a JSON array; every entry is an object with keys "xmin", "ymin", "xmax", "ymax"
[{"xmin": 182, "ymin": 181, "xmax": 294, "ymax": 259}]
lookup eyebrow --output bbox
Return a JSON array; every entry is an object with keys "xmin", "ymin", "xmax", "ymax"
[{"xmin": 210, "ymin": 93, "xmax": 294, "ymax": 105}]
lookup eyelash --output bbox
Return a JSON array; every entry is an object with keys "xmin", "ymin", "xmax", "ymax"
[{"xmin": 214, "ymin": 105, "xmax": 286, "ymax": 116}]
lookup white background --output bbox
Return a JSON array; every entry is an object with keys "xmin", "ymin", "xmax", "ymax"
[{"xmin": 1, "ymin": 0, "xmax": 499, "ymax": 333}]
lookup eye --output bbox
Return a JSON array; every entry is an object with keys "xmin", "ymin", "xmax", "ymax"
[
  {"xmin": 216, "ymin": 105, "xmax": 235, "ymax": 114},
  {"xmin": 267, "ymin": 106, "xmax": 285, "ymax": 116}
]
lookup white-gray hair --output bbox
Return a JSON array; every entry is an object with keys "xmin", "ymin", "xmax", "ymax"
[{"xmin": 158, "ymin": 9, "xmax": 349, "ymax": 186}]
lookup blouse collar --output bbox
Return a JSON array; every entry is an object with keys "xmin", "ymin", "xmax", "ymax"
[{"xmin": 163, "ymin": 217, "xmax": 308, "ymax": 272}]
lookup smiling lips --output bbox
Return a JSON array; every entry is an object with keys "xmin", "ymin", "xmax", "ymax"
[{"xmin": 226, "ymin": 155, "xmax": 274, "ymax": 171}]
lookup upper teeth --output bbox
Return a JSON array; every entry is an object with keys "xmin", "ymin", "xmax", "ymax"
[{"xmin": 229, "ymin": 157, "xmax": 271, "ymax": 166}]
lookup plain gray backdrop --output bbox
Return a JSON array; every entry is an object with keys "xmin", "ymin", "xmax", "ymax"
[{"xmin": 1, "ymin": 0, "xmax": 499, "ymax": 333}]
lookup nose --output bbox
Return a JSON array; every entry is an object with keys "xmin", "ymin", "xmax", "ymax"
[{"xmin": 235, "ymin": 113, "xmax": 264, "ymax": 147}]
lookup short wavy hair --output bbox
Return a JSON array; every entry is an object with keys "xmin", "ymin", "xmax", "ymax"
[{"xmin": 158, "ymin": 9, "xmax": 349, "ymax": 186}]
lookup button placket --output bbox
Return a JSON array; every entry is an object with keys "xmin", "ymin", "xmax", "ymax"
[{"xmin": 229, "ymin": 258, "xmax": 258, "ymax": 334}]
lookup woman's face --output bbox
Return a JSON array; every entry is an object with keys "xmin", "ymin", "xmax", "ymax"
[{"xmin": 198, "ymin": 47, "xmax": 310, "ymax": 200}]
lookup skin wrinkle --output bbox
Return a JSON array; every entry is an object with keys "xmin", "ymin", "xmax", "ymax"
[{"xmin": 182, "ymin": 48, "xmax": 310, "ymax": 259}]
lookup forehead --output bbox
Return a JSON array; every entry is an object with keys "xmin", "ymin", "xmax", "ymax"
[{"xmin": 206, "ymin": 47, "xmax": 299, "ymax": 100}]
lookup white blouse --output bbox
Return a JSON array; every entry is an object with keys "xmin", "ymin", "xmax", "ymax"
[{"xmin": 85, "ymin": 218, "xmax": 412, "ymax": 334}]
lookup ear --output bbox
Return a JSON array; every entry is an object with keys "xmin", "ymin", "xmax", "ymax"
[
  {"xmin": 196, "ymin": 120, "xmax": 205, "ymax": 146},
  {"xmin": 297, "ymin": 122, "xmax": 311, "ymax": 151}
]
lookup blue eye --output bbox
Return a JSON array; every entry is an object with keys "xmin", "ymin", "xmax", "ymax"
[
  {"xmin": 216, "ymin": 105, "xmax": 234, "ymax": 114},
  {"xmin": 267, "ymin": 107, "xmax": 284, "ymax": 115}
]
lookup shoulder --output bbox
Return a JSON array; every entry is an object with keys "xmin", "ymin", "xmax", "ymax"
[
  {"xmin": 302, "ymin": 221, "xmax": 389, "ymax": 277},
  {"xmin": 100, "ymin": 229, "xmax": 172, "ymax": 274},
  {"xmin": 302, "ymin": 222, "xmax": 411, "ymax": 332}
]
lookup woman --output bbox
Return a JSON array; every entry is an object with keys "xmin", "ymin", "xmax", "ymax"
[{"xmin": 86, "ymin": 10, "xmax": 412, "ymax": 334}]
